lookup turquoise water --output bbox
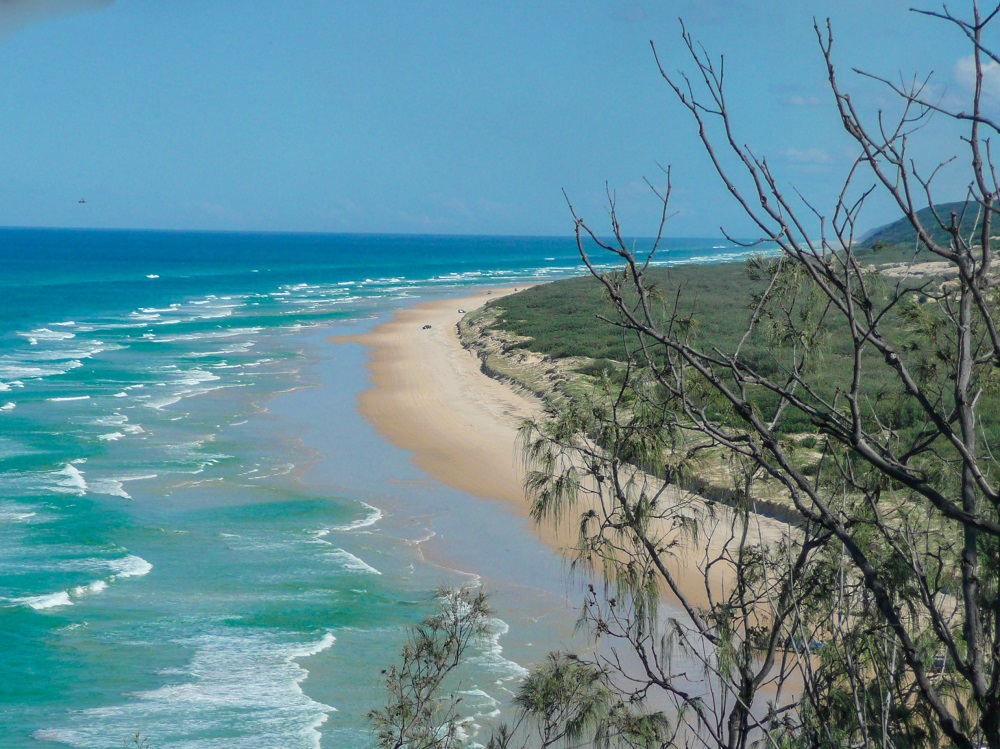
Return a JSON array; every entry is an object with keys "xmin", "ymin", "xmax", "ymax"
[{"xmin": 0, "ymin": 229, "xmax": 758, "ymax": 748}]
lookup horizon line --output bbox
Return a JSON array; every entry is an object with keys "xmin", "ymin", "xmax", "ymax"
[{"xmin": 0, "ymin": 224, "xmax": 751, "ymax": 242}]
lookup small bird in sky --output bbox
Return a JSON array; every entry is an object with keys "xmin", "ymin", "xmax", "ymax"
[{"xmin": 78, "ymin": 199, "xmax": 86, "ymax": 204}]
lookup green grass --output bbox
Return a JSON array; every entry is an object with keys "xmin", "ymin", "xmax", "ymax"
[
  {"xmin": 861, "ymin": 200, "xmax": 989, "ymax": 249},
  {"xmin": 481, "ymin": 249, "xmax": 1000, "ymax": 444},
  {"xmin": 473, "ymin": 245, "xmax": 1000, "ymax": 531},
  {"xmin": 489, "ymin": 261, "xmax": 758, "ymax": 363}
]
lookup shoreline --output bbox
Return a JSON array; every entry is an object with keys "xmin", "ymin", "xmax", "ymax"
[
  {"xmin": 334, "ymin": 288, "xmax": 554, "ymax": 530},
  {"xmin": 337, "ymin": 285, "xmax": 795, "ymax": 612},
  {"xmin": 265, "ymin": 321, "xmax": 582, "ymax": 740}
]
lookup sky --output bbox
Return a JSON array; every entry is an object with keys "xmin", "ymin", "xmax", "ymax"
[{"xmin": 0, "ymin": 0, "xmax": 994, "ymax": 237}]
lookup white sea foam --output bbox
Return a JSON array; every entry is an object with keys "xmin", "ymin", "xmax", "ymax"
[
  {"xmin": 192, "ymin": 341, "xmax": 255, "ymax": 357},
  {"xmin": 194, "ymin": 306, "xmax": 236, "ymax": 320},
  {"xmin": 298, "ymin": 631, "xmax": 337, "ymax": 658},
  {"xmin": 242, "ymin": 462, "xmax": 294, "ymax": 481},
  {"xmin": 80, "ymin": 473, "xmax": 156, "ymax": 500},
  {"xmin": 41, "ymin": 630, "xmax": 337, "ymax": 749},
  {"xmin": 468, "ymin": 615, "xmax": 530, "ymax": 684},
  {"xmin": 328, "ymin": 503, "xmax": 383, "ymax": 533},
  {"xmin": 93, "ymin": 413, "xmax": 128, "ymax": 426},
  {"xmin": 16, "ymin": 556, "xmax": 152, "ymax": 616},
  {"xmin": 457, "ymin": 687, "xmax": 503, "ymax": 733},
  {"xmin": 144, "ymin": 394, "xmax": 183, "ymax": 410},
  {"xmin": 19, "ymin": 591, "xmax": 73, "ymax": 610},
  {"xmin": 123, "ymin": 473, "xmax": 158, "ymax": 482},
  {"xmin": 152, "ymin": 327, "xmax": 262, "ymax": 344},
  {"xmin": 326, "ymin": 548, "xmax": 382, "ymax": 575},
  {"xmin": 71, "ymin": 580, "xmax": 109, "ymax": 597},
  {"xmin": 19, "ymin": 327, "xmax": 76, "ymax": 343},
  {"xmin": 22, "ymin": 341, "xmax": 120, "ymax": 362},
  {"xmin": 108, "ymin": 554, "xmax": 153, "ymax": 579},
  {"xmin": 444, "ymin": 589, "xmax": 529, "ymax": 690},
  {"xmin": 53, "ymin": 464, "xmax": 88, "ymax": 496},
  {"xmin": 97, "ymin": 432, "xmax": 124, "ymax": 442},
  {"xmin": 140, "ymin": 367, "xmax": 228, "ymax": 410},
  {"xmin": 176, "ymin": 369, "xmax": 220, "ymax": 387},
  {"xmin": 48, "ymin": 395, "xmax": 91, "ymax": 402},
  {"xmin": 78, "ymin": 320, "xmax": 147, "ymax": 332},
  {"xmin": 0, "ymin": 510, "xmax": 37, "ymax": 522},
  {"xmin": 17, "ymin": 553, "xmax": 151, "ymax": 615},
  {"xmin": 0, "ymin": 503, "xmax": 37, "ymax": 523},
  {"xmin": 0, "ymin": 402, "xmax": 15, "ymax": 411},
  {"xmin": 0, "ymin": 358, "xmax": 83, "ymax": 382},
  {"xmin": 32, "ymin": 728, "xmax": 81, "ymax": 744},
  {"xmin": 88, "ymin": 479, "xmax": 129, "ymax": 498}
]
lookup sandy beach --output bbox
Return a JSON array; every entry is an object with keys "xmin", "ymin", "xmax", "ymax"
[
  {"xmin": 338, "ymin": 286, "xmax": 794, "ymax": 609},
  {"xmin": 338, "ymin": 288, "xmax": 546, "ymax": 520}
]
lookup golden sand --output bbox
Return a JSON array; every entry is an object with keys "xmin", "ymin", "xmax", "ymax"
[{"xmin": 334, "ymin": 287, "xmax": 792, "ymax": 608}]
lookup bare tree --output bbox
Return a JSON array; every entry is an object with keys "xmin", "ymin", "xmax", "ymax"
[
  {"xmin": 373, "ymin": 4, "xmax": 1000, "ymax": 748},
  {"xmin": 514, "ymin": 3, "xmax": 1000, "ymax": 748}
]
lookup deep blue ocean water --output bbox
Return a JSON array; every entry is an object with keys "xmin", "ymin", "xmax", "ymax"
[{"xmin": 0, "ymin": 229, "xmax": 761, "ymax": 748}]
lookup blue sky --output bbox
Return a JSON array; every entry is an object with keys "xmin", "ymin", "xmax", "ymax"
[{"xmin": 0, "ymin": 1, "xmax": 992, "ymax": 237}]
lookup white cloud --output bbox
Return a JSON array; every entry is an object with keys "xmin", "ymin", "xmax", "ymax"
[{"xmin": 954, "ymin": 54, "xmax": 1000, "ymax": 100}]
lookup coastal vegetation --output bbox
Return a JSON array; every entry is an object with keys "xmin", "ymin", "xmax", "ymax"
[
  {"xmin": 860, "ymin": 201, "xmax": 995, "ymax": 251},
  {"xmin": 374, "ymin": 3, "xmax": 1000, "ymax": 748}
]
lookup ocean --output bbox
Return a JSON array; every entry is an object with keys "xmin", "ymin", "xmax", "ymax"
[{"xmin": 0, "ymin": 228, "xmax": 760, "ymax": 748}]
